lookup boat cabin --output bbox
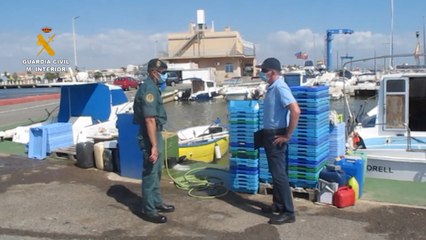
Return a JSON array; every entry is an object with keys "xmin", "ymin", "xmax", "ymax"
[{"xmin": 377, "ymin": 73, "xmax": 426, "ymax": 134}]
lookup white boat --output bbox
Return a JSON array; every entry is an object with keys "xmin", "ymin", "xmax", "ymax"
[
  {"xmin": 0, "ymin": 83, "xmax": 132, "ymax": 154},
  {"xmin": 284, "ymin": 70, "xmax": 313, "ymax": 87},
  {"xmin": 178, "ymin": 124, "xmax": 229, "ymax": 163},
  {"xmin": 188, "ymin": 78, "xmax": 218, "ymax": 101},
  {"xmin": 348, "ymin": 71, "xmax": 426, "ymax": 182},
  {"xmin": 220, "ymin": 77, "xmax": 268, "ymax": 101}
]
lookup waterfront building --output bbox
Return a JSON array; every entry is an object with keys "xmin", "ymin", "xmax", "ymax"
[{"xmin": 161, "ymin": 10, "xmax": 256, "ymax": 84}]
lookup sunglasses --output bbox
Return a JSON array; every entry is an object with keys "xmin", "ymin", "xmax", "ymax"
[{"xmin": 261, "ymin": 68, "xmax": 271, "ymax": 73}]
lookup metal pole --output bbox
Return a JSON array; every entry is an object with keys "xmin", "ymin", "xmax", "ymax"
[
  {"xmin": 72, "ymin": 16, "xmax": 80, "ymax": 70},
  {"xmin": 390, "ymin": 0, "xmax": 394, "ymax": 68},
  {"xmin": 423, "ymin": 16, "xmax": 426, "ymax": 65},
  {"xmin": 155, "ymin": 40, "xmax": 158, "ymax": 57}
]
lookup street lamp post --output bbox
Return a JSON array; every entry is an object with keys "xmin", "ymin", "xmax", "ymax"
[
  {"xmin": 72, "ymin": 16, "xmax": 80, "ymax": 71},
  {"xmin": 390, "ymin": 0, "xmax": 394, "ymax": 68}
]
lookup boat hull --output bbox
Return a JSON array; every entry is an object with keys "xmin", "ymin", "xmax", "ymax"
[
  {"xmin": 356, "ymin": 149, "xmax": 426, "ymax": 182},
  {"xmin": 179, "ymin": 136, "xmax": 228, "ymax": 162}
]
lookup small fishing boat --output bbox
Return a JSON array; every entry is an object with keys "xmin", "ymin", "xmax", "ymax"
[
  {"xmin": 178, "ymin": 124, "xmax": 229, "ymax": 162},
  {"xmin": 348, "ymin": 69, "xmax": 426, "ymax": 182},
  {"xmin": 188, "ymin": 78, "xmax": 219, "ymax": 101}
]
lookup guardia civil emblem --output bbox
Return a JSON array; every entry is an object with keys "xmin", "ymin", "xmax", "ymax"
[{"xmin": 146, "ymin": 93, "xmax": 154, "ymax": 103}]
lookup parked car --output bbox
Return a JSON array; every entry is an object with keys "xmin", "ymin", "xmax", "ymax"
[
  {"xmin": 113, "ymin": 77, "xmax": 139, "ymax": 90},
  {"xmin": 166, "ymin": 71, "xmax": 182, "ymax": 86}
]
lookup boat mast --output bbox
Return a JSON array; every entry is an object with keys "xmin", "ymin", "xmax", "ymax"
[
  {"xmin": 390, "ymin": 0, "xmax": 394, "ymax": 69},
  {"xmin": 423, "ymin": 16, "xmax": 426, "ymax": 65}
]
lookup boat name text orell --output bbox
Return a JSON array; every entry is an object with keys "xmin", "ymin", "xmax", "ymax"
[{"xmin": 367, "ymin": 164, "xmax": 394, "ymax": 173}]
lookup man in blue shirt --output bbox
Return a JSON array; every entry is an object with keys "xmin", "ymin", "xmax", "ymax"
[
  {"xmin": 258, "ymin": 57, "xmax": 301, "ymax": 224},
  {"xmin": 133, "ymin": 58, "xmax": 174, "ymax": 224}
]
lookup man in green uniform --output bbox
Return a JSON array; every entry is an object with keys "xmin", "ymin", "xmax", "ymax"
[{"xmin": 133, "ymin": 58, "xmax": 174, "ymax": 224}]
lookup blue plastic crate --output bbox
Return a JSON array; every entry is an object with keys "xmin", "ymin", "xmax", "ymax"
[
  {"xmin": 230, "ymin": 135, "xmax": 254, "ymax": 143},
  {"xmin": 291, "ymin": 85, "xmax": 329, "ymax": 92},
  {"xmin": 296, "ymin": 97, "xmax": 329, "ymax": 103},
  {"xmin": 289, "ymin": 142, "xmax": 329, "ymax": 153},
  {"xmin": 228, "ymin": 100, "xmax": 260, "ymax": 113},
  {"xmin": 288, "ymin": 157, "xmax": 328, "ymax": 171},
  {"xmin": 298, "ymin": 111, "xmax": 329, "ymax": 121},
  {"xmin": 44, "ymin": 123, "xmax": 73, "ymax": 153},
  {"xmin": 259, "ymin": 168, "xmax": 272, "ymax": 175},
  {"xmin": 229, "ymin": 158, "xmax": 259, "ymax": 168},
  {"xmin": 230, "ymin": 142, "xmax": 255, "ymax": 148},
  {"xmin": 231, "ymin": 186, "xmax": 258, "ymax": 194},
  {"xmin": 230, "ymin": 166, "xmax": 259, "ymax": 175},
  {"xmin": 289, "ymin": 178, "xmax": 318, "ymax": 188},
  {"xmin": 293, "ymin": 92, "xmax": 329, "ymax": 99},
  {"xmin": 290, "ymin": 135, "xmax": 330, "ymax": 146},
  {"xmin": 288, "ymin": 151, "xmax": 330, "ymax": 163},
  {"xmin": 298, "ymin": 97, "xmax": 330, "ymax": 107},
  {"xmin": 229, "ymin": 148, "xmax": 259, "ymax": 159},
  {"xmin": 229, "ymin": 124, "xmax": 259, "ymax": 130},
  {"xmin": 231, "ymin": 175, "xmax": 260, "ymax": 184},
  {"xmin": 288, "ymin": 170, "xmax": 321, "ymax": 180},
  {"xmin": 46, "ymin": 134, "xmax": 74, "ymax": 152},
  {"xmin": 229, "ymin": 112, "xmax": 259, "ymax": 118},
  {"xmin": 297, "ymin": 119, "xmax": 330, "ymax": 128},
  {"xmin": 294, "ymin": 126, "xmax": 330, "ymax": 136},
  {"xmin": 28, "ymin": 127, "xmax": 48, "ymax": 160}
]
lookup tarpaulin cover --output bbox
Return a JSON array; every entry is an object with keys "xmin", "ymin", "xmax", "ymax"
[{"xmin": 57, "ymin": 83, "xmax": 127, "ymax": 123}]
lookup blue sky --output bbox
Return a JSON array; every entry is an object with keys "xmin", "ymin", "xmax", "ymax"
[{"xmin": 1, "ymin": 0, "xmax": 426, "ymax": 72}]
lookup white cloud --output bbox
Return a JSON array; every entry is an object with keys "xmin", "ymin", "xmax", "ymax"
[
  {"xmin": 0, "ymin": 28, "xmax": 422, "ymax": 73},
  {"xmin": 256, "ymin": 29, "xmax": 421, "ymax": 69},
  {"xmin": 0, "ymin": 29, "xmax": 168, "ymax": 73}
]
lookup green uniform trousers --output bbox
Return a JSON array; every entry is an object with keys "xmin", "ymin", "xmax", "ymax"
[{"xmin": 140, "ymin": 130, "xmax": 164, "ymax": 214}]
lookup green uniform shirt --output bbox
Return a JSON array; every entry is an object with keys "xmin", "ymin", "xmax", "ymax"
[{"xmin": 133, "ymin": 76, "xmax": 167, "ymax": 132}]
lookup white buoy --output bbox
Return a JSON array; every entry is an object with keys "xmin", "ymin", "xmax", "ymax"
[{"xmin": 214, "ymin": 144, "xmax": 221, "ymax": 160}]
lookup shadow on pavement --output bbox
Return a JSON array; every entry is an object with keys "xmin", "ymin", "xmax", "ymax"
[
  {"xmin": 107, "ymin": 184, "xmax": 143, "ymax": 218},
  {"xmin": 218, "ymin": 191, "xmax": 271, "ymax": 218}
]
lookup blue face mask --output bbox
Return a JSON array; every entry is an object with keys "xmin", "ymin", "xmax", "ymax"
[
  {"xmin": 158, "ymin": 72, "xmax": 168, "ymax": 84},
  {"xmin": 259, "ymin": 72, "xmax": 268, "ymax": 82}
]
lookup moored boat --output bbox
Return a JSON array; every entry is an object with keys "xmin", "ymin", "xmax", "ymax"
[
  {"xmin": 178, "ymin": 124, "xmax": 229, "ymax": 162},
  {"xmin": 188, "ymin": 78, "xmax": 218, "ymax": 101},
  {"xmin": 348, "ymin": 70, "xmax": 426, "ymax": 182},
  {"xmin": 0, "ymin": 83, "xmax": 132, "ymax": 158}
]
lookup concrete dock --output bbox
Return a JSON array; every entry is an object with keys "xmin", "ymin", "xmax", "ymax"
[
  {"xmin": 1, "ymin": 87, "xmax": 426, "ymax": 239},
  {"xmin": 0, "ymin": 154, "xmax": 425, "ymax": 240}
]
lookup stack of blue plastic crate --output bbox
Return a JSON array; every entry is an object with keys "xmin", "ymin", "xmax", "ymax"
[
  {"xmin": 228, "ymin": 100, "xmax": 260, "ymax": 193},
  {"xmin": 257, "ymin": 100, "xmax": 272, "ymax": 183},
  {"xmin": 288, "ymin": 86, "xmax": 330, "ymax": 188},
  {"xmin": 329, "ymin": 122, "xmax": 346, "ymax": 159},
  {"xmin": 28, "ymin": 122, "xmax": 74, "ymax": 160}
]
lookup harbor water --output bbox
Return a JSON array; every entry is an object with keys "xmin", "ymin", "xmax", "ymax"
[
  {"xmin": 164, "ymin": 96, "xmax": 377, "ymax": 132},
  {"xmin": 0, "ymin": 87, "xmax": 60, "ymax": 99},
  {"xmin": 0, "ymin": 87, "xmax": 377, "ymax": 131}
]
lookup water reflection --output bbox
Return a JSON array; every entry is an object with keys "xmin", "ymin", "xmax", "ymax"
[
  {"xmin": 163, "ymin": 96, "xmax": 377, "ymax": 132},
  {"xmin": 164, "ymin": 98, "xmax": 229, "ymax": 132}
]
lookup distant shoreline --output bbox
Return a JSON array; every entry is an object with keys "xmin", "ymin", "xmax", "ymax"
[{"xmin": 0, "ymin": 93, "xmax": 60, "ymax": 106}]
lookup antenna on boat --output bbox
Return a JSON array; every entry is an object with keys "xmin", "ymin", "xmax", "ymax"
[
  {"xmin": 390, "ymin": 0, "xmax": 394, "ymax": 69},
  {"xmin": 423, "ymin": 16, "xmax": 426, "ymax": 65}
]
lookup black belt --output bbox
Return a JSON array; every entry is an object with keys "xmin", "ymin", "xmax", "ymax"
[{"xmin": 262, "ymin": 128, "xmax": 287, "ymax": 135}]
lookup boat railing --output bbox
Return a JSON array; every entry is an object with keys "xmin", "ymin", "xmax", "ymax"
[
  {"xmin": 404, "ymin": 123, "xmax": 426, "ymax": 152},
  {"xmin": 365, "ymin": 122, "xmax": 426, "ymax": 152}
]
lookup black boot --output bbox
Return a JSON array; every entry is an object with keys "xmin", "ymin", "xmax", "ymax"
[{"xmin": 141, "ymin": 212, "xmax": 167, "ymax": 224}]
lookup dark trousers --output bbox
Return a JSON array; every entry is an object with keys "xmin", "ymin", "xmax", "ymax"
[
  {"xmin": 140, "ymin": 131, "xmax": 164, "ymax": 214},
  {"xmin": 263, "ymin": 132, "xmax": 294, "ymax": 214}
]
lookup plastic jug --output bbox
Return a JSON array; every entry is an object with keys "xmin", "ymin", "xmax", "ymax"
[
  {"xmin": 333, "ymin": 186, "xmax": 355, "ymax": 208},
  {"xmin": 348, "ymin": 176, "xmax": 359, "ymax": 200}
]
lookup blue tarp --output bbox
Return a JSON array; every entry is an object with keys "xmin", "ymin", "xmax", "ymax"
[{"xmin": 57, "ymin": 83, "xmax": 128, "ymax": 123}]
